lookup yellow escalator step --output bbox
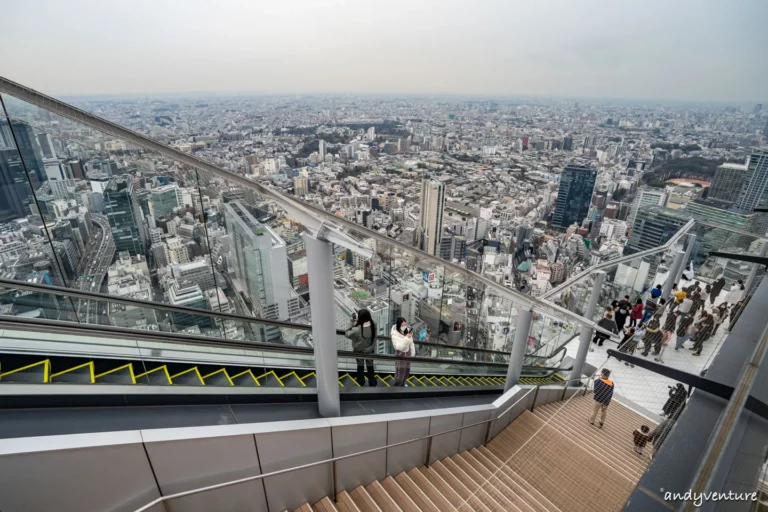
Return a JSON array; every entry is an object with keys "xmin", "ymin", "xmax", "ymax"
[
  {"xmin": 135, "ymin": 365, "xmax": 172, "ymax": 385},
  {"xmin": 256, "ymin": 370, "xmax": 283, "ymax": 387},
  {"xmin": 170, "ymin": 367, "xmax": 205, "ymax": 385},
  {"xmin": 230, "ymin": 369, "xmax": 260, "ymax": 386},
  {"xmin": 50, "ymin": 361, "xmax": 96, "ymax": 384},
  {"xmin": 0, "ymin": 359, "xmax": 51, "ymax": 383},
  {"xmin": 279, "ymin": 371, "xmax": 306, "ymax": 387},
  {"xmin": 95, "ymin": 363, "xmax": 137, "ymax": 384},
  {"xmin": 201, "ymin": 368, "xmax": 234, "ymax": 386}
]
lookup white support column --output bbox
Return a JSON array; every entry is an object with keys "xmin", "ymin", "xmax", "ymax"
[
  {"xmin": 568, "ymin": 271, "xmax": 606, "ymax": 383},
  {"xmin": 303, "ymin": 233, "xmax": 340, "ymax": 417},
  {"xmin": 505, "ymin": 307, "xmax": 533, "ymax": 391},
  {"xmin": 662, "ymin": 249, "xmax": 686, "ymax": 301}
]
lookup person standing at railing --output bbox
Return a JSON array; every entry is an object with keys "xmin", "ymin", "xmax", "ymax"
[
  {"xmin": 391, "ymin": 317, "xmax": 415, "ymax": 386},
  {"xmin": 712, "ymin": 303, "xmax": 728, "ymax": 335},
  {"xmin": 710, "ymin": 276, "xmax": 726, "ymax": 305},
  {"xmin": 724, "ymin": 280, "xmax": 745, "ymax": 305},
  {"xmin": 345, "ymin": 309, "xmax": 377, "ymax": 387},
  {"xmin": 593, "ymin": 311, "xmax": 618, "ymax": 347},
  {"xmin": 642, "ymin": 295, "xmax": 663, "ymax": 324},
  {"xmin": 728, "ymin": 300, "xmax": 744, "ymax": 331},
  {"xmin": 629, "ymin": 298, "xmax": 643, "ymax": 328},
  {"xmin": 589, "ymin": 368, "xmax": 614, "ymax": 429}
]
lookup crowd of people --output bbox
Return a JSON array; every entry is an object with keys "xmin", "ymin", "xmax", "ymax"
[{"xmin": 597, "ymin": 277, "xmax": 746, "ymax": 363}]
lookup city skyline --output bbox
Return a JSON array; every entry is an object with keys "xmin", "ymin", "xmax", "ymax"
[{"xmin": 2, "ymin": 0, "xmax": 767, "ymax": 102}]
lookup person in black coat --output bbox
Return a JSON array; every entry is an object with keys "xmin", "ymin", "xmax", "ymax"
[
  {"xmin": 662, "ymin": 383, "xmax": 687, "ymax": 417},
  {"xmin": 593, "ymin": 312, "xmax": 619, "ymax": 347},
  {"xmin": 641, "ymin": 315, "xmax": 663, "ymax": 356},
  {"xmin": 615, "ymin": 295, "xmax": 631, "ymax": 330},
  {"xmin": 710, "ymin": 276, "xmax": 726, "ymax": 305}
]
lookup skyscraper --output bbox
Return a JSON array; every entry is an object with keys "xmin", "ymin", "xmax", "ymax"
[
  {"xmin": 318, "ymin": 140, "xmax": 325, "ymax": 161},
  {"xmin": 735, "ymin": 148, "xmax": 768, "ymax": 211},
  {"xmin": 551, "ymin": 165, "xmax": 597, "ymax": 230},
  {"xmin": 624, "ymin": 207, "xmax": 691, "ymax": 255},
  {"xmin": 150, "ymin": 184, "xmax": 182, "ymax": 217},
  {"xmin": 627, "ymin": 187, "xmax": 667, "ymax": 227},
  {"xmin": 224, "ymin": 201, "xmax": 299, "ymax": 338},
  {"xmin": 294, "ymin": 176, "xmax": 308, "ymax": 197},
  {"xmin": 7, "ymin": 121, "xmax": 45, "ymax": 184},
  {"xmin": 562, "ymin": 135, "xmax": 573, "ymax": 151},
  {"xmin": 103, "ymin": 175, "xmax": 147, "ymax": 255},
  {"xmin": 418, "ymin": 179, "xmax": 445, "ymax": 256},
  {"xmin": 709, "ymin": 162, "xmax": 748, "ymax": 203},
  {"xmin": 0, "ymin": 146, "xmax": 34, "ymax": 220}
]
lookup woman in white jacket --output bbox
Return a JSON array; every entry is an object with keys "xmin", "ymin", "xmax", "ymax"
[
  {"xmin": 391, "ymin": 317, "xmax": 415, "ymax": 386},
  {"xmin": 724, "ymin": 280, "xmax": 745, "ymax": 305}
]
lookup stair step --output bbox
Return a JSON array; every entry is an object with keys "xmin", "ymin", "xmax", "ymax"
[
  {"xmin": 365, "ymin": 480, "xmax": 402, "ymax": 512},
  {"xmin": 450, "ymin": 454, "xmax": 521, "ymax": 512},
  {"xmin": 294, "ymin": 504, "xmax": 314, "ymax": 512},
  {"xmin": 439, "ymin": 458, "xmax": 507, "ymax": 511},
  {"xmin": 313, "ymin": 497, "xmax": 339, "ymax": 512},
  {"xmin": 417, "ymin": 466, "xmax": 466, "ymax": 510},
  {"xmin": 473, "ymin": 447, "xmax": 562, "ymax": 512},
  {"xmin": 336, "ymin": 491, "xmax": 361, "ymax": 512},
  {"xmin": 380, "ymin": 476, "xmax": 420, "ymax": 512},
  {"xmin": 349, "ymin": 486, "xmax": 382, "ymax": 512},
  {"xmin": 405, "ymin": 468, "xmax": 453, "ymax": 511},
  {"xmin": 461, "ymin": 451, "xmax": 536, "ymax": 512},
  {"xmin": 394, "ymin": 472, "xmax": 440, "ymax": 512},
  {"xmin": 429, "ymin": 461, "xmax": 493, "ymax": 511}
]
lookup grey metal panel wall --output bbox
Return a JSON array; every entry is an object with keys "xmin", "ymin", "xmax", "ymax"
[
  {"xmin": 427, "ymin": 411, "xmax": 463, "ymax": 465},
  {"xmin": 386, "ymin": 415, "xmax": 430, "ymax": 475},
  {"xmin": 330, "ymin": 420, "xmax": 388, "ymax": 493},
  {"xmin": 255, "ymin": 422, "xmax": 334, "ymax": 512},
  {"xmin": 0, "ymin": 432, "xmax": 162, "ymax": 512},
  {"xmin": 143, "ymin": 434, "xmax": 267, "ymax": 512},
  {"xmin": 458, "ymin": 409, "xmax": 492, "ymax": 452}
]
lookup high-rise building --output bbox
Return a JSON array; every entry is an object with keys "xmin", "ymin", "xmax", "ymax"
[
  {"xmin": 709, "ymin": 162, "xmax": 748, "ymax": 203},
  {"xmin": 627, "ymin": 187, "xmax": 667, "ymax": 227},
  {"xmin": 7, "ymin": 121, "xmax": 45, "ymax": 184},
  {"xmin": 150, "ymin": 184, "xmax": 182, "ymax": 217},
  {"xmin": 103, "ymin": 175, "xmax": 147, "ymax": 255},
  {"xmin": 294, "ymin": 176, "xmax": 308, "ymax": 197},
  {"xmin": 735, "ymin": 148, "xmax": 768, "ymax": 211},
  {"xmin": 224, "ymin": 200, "xmax": 298, "ymax": 329},
  {"xmin": 0, "ymin": 146, "xmax": 34, "ymax": 220},
  {"xmin": 551, "ymin": 165, "xmax": 597, "ymax": 230},
  {"xmin": 624, "ymin": 207, "xmax": 691, "ymax": 255},
  {"xmin": 165, "ymin": 280, "xmax": 211, "ymax": 329},
  {"xmin": 318, "ymin": 140, "xmax": 325, "ymax": 161},
  {"xmin": 562, "ymin": 135, "xmax": 573, "ymax": 151},
  {"xmin": 417, "ymin": 179, "xmax": 445, "ymax": 256}
]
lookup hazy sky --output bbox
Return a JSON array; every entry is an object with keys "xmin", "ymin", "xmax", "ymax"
[{"xmin": 2, "ymin": 0, "xmax": 766, "ymax": 101}]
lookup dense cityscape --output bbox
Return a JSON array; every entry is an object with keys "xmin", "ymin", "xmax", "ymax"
[{"xmin": 1, "ymin": 94, "xmax": 767, "ymax": 354}]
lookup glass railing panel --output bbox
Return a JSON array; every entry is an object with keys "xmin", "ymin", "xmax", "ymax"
[
  {"xmin": 0, "ymin": 93, "xmax": 249, "ymax": 336},
  {"xmin": 0, "ymin": 282, "xmax": 80, "ymax": 323}
]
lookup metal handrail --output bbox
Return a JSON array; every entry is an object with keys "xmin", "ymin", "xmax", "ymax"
[
  {"xmin": 131, "ymin": 376, "xmax": 589, "ymax": 512},
  {"xmin": 0, "ymin": 75, "xmax": 620, "ymax": 342},
  {"xmin": 0, "ymin": 276, "xmax": 512, "ymax": 358},
  {"xmin": 542, "ymin": 219, "xmax": 695, "ymax": 299},
  {"xmin": 0, "ymin": 316, "xmax": 517, "ymax": 370}
]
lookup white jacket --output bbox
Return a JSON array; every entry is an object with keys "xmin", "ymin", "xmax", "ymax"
[
  {"xmin": 724, "ymin": 284, "xmax": 744, "ymax": 304},
  {"xmin": 390, "ymin": 325, "xmax": 415, "ymax": 356}
]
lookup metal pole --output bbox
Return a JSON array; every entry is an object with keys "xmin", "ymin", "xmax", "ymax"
[
  {"xmin": 662, "ymin": 249, "xmax": 686, "ymax": 301},
  {"xmin": 675, "ymin": 233, "xmax": 697, "ymax": 285},
  {"xmin": 530, "ymin": 384, "xmax": 540, "ymax": 411},
  {"xmin": 505, "ymin": 307, "xmax": 533, "ymax": 391},
  {"xmin": 745, "ymin": 240, "xmax": 768, "ymax": 294},
  {"xmin": 303, "ymin": 233, "xmax": 340, "ymax": 417},
  {"xmin": 568, "ymin": 271, "xmax": 606, "ymax": 383}
]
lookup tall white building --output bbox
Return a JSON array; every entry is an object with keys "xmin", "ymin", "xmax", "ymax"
[
  {"xmin": 224, "ymin": 201, "xmax": 299, "ymax": 331},
  {"xmin": 318, "ymin": 140, "xmax": 326, "ymax": 161},
  {"xmin": 627, "ymin": 187, "xmax": 667, "ymax": 227},
  {"xmin": 418, "ymin": 180, "xmax": 445, "ymax": 256}
]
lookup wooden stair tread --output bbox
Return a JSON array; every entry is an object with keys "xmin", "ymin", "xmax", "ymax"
[
  {"xmin": 380, "ymin": 476, "xmax": 421, "ymax": 512},
  {"xmin": 394, "ymin": 472, "xmax": 440, "ymax": 512},
  {"xmin": 365, "ymin": 481, "xmax": 402, "ymax": 512},
  {"xmin": 313, "ymin": 497, "xmax": 340, "ymax": 512},
  {"xmin": 350, "ymin": 486, "xmax": 383, "ymax": 512},
  {"xmin": 337, "ymin": 491, "xmax": 362, "ymax": 512}
]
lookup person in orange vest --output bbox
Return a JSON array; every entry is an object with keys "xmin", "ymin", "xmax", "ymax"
[{"xmin": 589, "ymin": 368, "xmax": 614, "ymax": 429}]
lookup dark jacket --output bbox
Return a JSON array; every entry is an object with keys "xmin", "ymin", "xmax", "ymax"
[
  {"xmin": 693, "ymin": 316, "xmax": 715, "ymax": 342},
  {"xmin": 345, "ymin": 321, "xmax": 375, "ymax": 354},
  {"xmin": 597, "ymin": 317, "xmax": 618, "ymax": 336},
  {"xmin": 710, "ymin": 277, "xmax": 726, "ymax": 299},
  {"xmin": 645, "ymin": 297, "xmax": 658, "ymax": 313},
  {"xmin": 593, "ymin": 377, "xmax": 614, "ymax": 405},
  {"xmin": 663, "ymin": 313, "xmax": 678, "ymax": 332}
]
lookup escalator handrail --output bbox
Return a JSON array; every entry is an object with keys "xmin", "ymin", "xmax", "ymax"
[
  {"xmin": 0, "ymin": 276, "xmax": 511, "ymax": 358},
  {"xmin": 0, "ymin": 316, "xmax": 522, "ymax": 370}
]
